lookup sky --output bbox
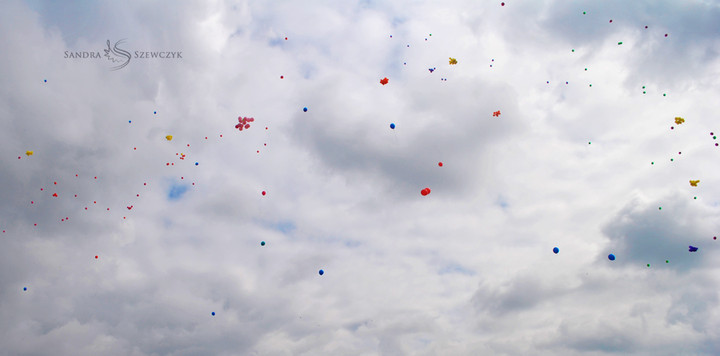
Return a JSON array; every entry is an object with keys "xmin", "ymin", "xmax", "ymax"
[{"xmin": 1, "ymin": 0, "xmax": 720, "ymax": 355}]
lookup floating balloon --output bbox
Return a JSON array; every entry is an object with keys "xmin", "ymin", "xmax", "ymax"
[
  {"xmin": 674, "ymin": 117, "xmax": 685, "ymax": 125},
  {"xmin": 23, "ymin": 287, "xmax": 27, "ymax": 291},
  {"xmin": 553, "ymin": 247, "xmax": 559, "ymax": 254},
  {"xmin": 235, "ymin": 116, "xmax": 255, "ymax": 131},
  {"xmin": 449, "ymin": 57, "xmax": 457, "ymax": 65},
  {"xmin": 492, "ymin": 110, "xmax": 501, "ymax": 117},
  {"xmin": 390, "ymin": 123, "xmax": 395, "ymax": 129},
  {"xmin": 690, "ymin": 180, "xmax": 699, "ymax": 187},
  {"xmin": 428, "ymin": 68, "xmax": 435, "ymax": 73},
  {"xmin": 421, "ymin": 188, "xmax": 431, "ymax": 196},
  {"xmin": 261, "ymin": 241, "xmax": 266, "ymax": 246},
  {"xmin": 319, "ymin": 269, "xmax": 324, "ymax": 276},
  {"xmin": 608, "ymin": 254, "xmax": 616, "ymax": 261},
  {"xmin": 25, "ymin": 151, "xmax": 33, "ymax": 156},
  {"xmin": 262, "ymin": 191, "xmax": 266, "ymax": 196},
  {"xmin": 380, "ymin": 77, "xmax": 389, "ymax": 85},
  {"xmin": 166, "ymin": 135, "xmax": 173, "ymax": 141},
  {"xmin": 689, "ymin": 245, "xmax": 698, "ymax": 252},
  {"xmin": 303, "ymin": 107, "xmax": 308, "ymax": 112},
  {"xmin": 438, "ymin": 162, "xmax": 443, "ymax": 167},
  {"xmin": 212, "ymin": 312, "xmax": 216, "ymax": 316}
]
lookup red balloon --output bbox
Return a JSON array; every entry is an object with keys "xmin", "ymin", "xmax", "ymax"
[
  {"xmin": 262, "ymin": 191, "xmax": 266, "ymax": 196},
  {"xmin": 421, "ymin": 188, "xmax": 431, "ymax": 196},
  {"xmin": 438, "ymin": 162, "xmax": 443, "ymax": 167}
]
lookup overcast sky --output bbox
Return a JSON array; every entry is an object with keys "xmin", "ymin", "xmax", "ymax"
[{"xmin": 1, "ymin": 0, "xmax": 720, "ymax": 355}]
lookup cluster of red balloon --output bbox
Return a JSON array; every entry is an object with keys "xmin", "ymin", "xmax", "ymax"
[{"xmin": 235, "ymin": 116, "xmax": 255, "ymax": 131}]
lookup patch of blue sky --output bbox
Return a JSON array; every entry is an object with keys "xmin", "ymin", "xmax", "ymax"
[
  {"xmin": 167, "ymin": 184, "xmax": 188, "ymax": 200},
  {"xmin": 438, "ymin": 263, "xmax": 475, "ymax": 276}
]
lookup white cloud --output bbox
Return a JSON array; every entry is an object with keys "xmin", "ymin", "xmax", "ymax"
[{"xmin": 1, "ymin": 0, "xmax": 720, "ymax": 354}]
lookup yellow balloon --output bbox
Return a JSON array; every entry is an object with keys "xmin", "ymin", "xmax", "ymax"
[
  {"xmin": 690, "ymin": 180, "xmax": 699, "ymax": 187},
  {"xmin": 674, "ymin": 117, "xmax": 685, "ymax": 125},
  {"xmin": 449, "ymin": 57, "xmax": 458, "ymax": 65},
  {"xmin": 25, "ymin": 150, "xmax": 34, "ymax": 156},
  {"xmin": 166, "ymin": 135, "xmax": 173, "ymax": 141}
]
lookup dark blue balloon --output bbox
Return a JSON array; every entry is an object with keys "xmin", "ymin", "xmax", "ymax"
[
  {"xmin": 23, "ymin": 287, "xmax": 27, "ymax": 291},
  {"xmin": 319, "ymin": 269, "xmax": 324, "ymax": 275},
  {"xmin": 303, "ymin": 107, "xmax": 308, "ymax": 112},
  {"xmin": 390, "ymin": 123, "xmax": 396, "ymax": 129},
  {"xmin": 195, "ymin": 162, "xmax": 199, "ymax": 166},
  {"xmin": 608, "ymin": 254, "xmax": 616, "ymax": 261},
  {"xmin": 553, "ymin": 247, "xmax": 559, "ymax": 254},
  {"xmin": 211, "ymin": 312, "xmax": 215, "ymax": 316},
  {"xmin": 689, "ymin": 245, "xmax": 698, "ymax": 252},
  {"xmin": 261, "ymin": 241, "xmax": 266, "ymax": 246}
]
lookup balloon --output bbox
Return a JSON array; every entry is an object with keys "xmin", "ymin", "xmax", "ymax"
[
  {"xmin": 492, "ymin": 110, "xmax": 501, "ymax": 117},
  {"xmin": 26, "ymin": 151, "xmax": 33, "ymax": 156},
  {"xmin": 319, "ymin": 269, "xmax": 324, "ymax": 275},
  {"xmin": 303, "ymin": 107, "xmax": 308, "ymax": 112},
  {"xmin": 617, "ymin": 42, "xmax": 623, "ymax": 45},
  {"xmin": 261, "ymin": 241, "xmax": 266, "ymax": 246},
  {"xmin": 428, "ymin": 68, "xmax": 435, "ymax": 73},
  {"xmin": 674, "ymin": 117, "xmax": 685, "ymax": 125},
  {"xmin": 449, "ymin": 57, "xmax": 458, "ymax": 65},
  {"xmin": 166, "ymin": 135, "xmax": 173, "ymax": 141},
  {"xmin": 95, "ymin": 255, "xmax": 98, "ymax": 259},
  {"xmin": 390, "ymin": 123, "xmax": 395, "ymax": 129},
  {"xmin": 52, "ymin": 193, "xmax": 58, "ymax": 197},
  {"xmin": 212, "ymin": 312, "xmax": 215, "ymax": 316},
  {"xmin": 380, "ymin": 77, "xmax": 389, "ymax": 85},
  {"xmin": 262, "ymin": 191, "xmax": 266, "ymax": 196},
  {"xmin": 553, "ymin": 247, "xmax": 559, "ymax": 254},
  {"xmin": 689, "ymin": 245, "xmax": 698, "ymax": 252},
  {"xmin": 608, "ymin": 254, "xmax": 616, "ymax": 261},
  {"xmin": 438, "ymin": 162, "xmax": 443, "ymax": 167},
  {"xmin": 235, "ymin": 116, "xmax": 255, "ymax": 131},
  {"xmin": 23, "ymin": 287, "xmax": 27, "ymax": 291},
  {"xmin": 195, "ymin": 162, "xmax": 199, "ymax": 166},
  {"xmin": 690, "ymin": 180, "xmax": 699, "ymax": 187},
  {"xmin": 421, "ymin": 188, "xmax": 431, "ymax": 196}
]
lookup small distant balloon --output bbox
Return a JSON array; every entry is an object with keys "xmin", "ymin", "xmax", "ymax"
[
  {"xmin": 380, "ymin": 77, "xmax": 389, "ymax": 85},
  {"xmin": 26, "ymin": 151, "xmax": 33, "ymax": 156},
  {"xmin": 23, "ymin": 287, "xmax": 27, "ymax": 291},
  {"xmin": 166, "ymin": 135, "xmax": 173, "ymax": 141},
  {"xmin": 303, "ymin": 107, "xmax": 308, "ymax": 112},
  {"xmin": 319, "ymin": 269, "xmax": 324, "ymax": 276},
  {"xmin": 690, "ymin": 180, "xmax": 699, "ymax": 187},
  {"xmin": 195, "ymin": 162, "xmax": 199, "ymax": 166},
  {"xmin": 449, "ymin": 57, "xmax": 458, "ymax": 65},
  {"xmin": 389, "ymin": 123, "xmax": 396, "ymax": 129},
  {"xmin": 553, "ymin": 247, "xmax": 559, "ymax": 254},
  {"xmin": 212, "ymin": 312, "xmax": 216, "ymax": 316},
  {"xmin": 261, "ymin": 241, "xmax": 266, "ymax": 246},
  {"xmin": 262, "ymin": 191, "xmax": 266, "ymax": 196},
  {"xmin": 689, "ymin": 245, "xmax": 698, "ymax": 252},
  {"xmin": 608, "ymin": 254, "xmax": 616, "ymax": 261},
  {"xmin": 674, "ymin": 117, "xmax": 685, "ymax": 125},
  {"xmin": 438, "ymin": 162, "xmax": 443, "ymax": 167},
  {"xmin": 421, "ymin": 188, "xmax": 431, "ymax": 196}
]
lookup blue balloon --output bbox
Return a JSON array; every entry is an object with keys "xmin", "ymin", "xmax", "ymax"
[
  {"xmin": 23, "ymin": 287, "xmax": 27, "ymax": 291},
  {"xmin": 195, "ymin": 162, "xmax": 199, "ymax": 166},
  {"xmin": 553, "ymin": 247, "xmax": 559, "ymax": 254},
  {"xmin": 689, "ymin": 245, "xmax": 698, "ymax": 252},
  {"xmin": 261, "ymin": 241, "xmax": 266, "ymax": 246},
  {"xmin": 303, "ymin": 107, "xmax": 308, "ymax": 112},
  {"xmin": 390, "ymin": 123, "xmax": 396, "ymax": 129},
  {"xmin": 318, "ymin": 269, "xmax": 324, "ymax": 276},
  {"xmin": 211, "ymin": 312, "xmax": 215, "ymax": 316},
  {"xmin": 608, "ymin": 254, "xmax": 616, "ymax": 261}
]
